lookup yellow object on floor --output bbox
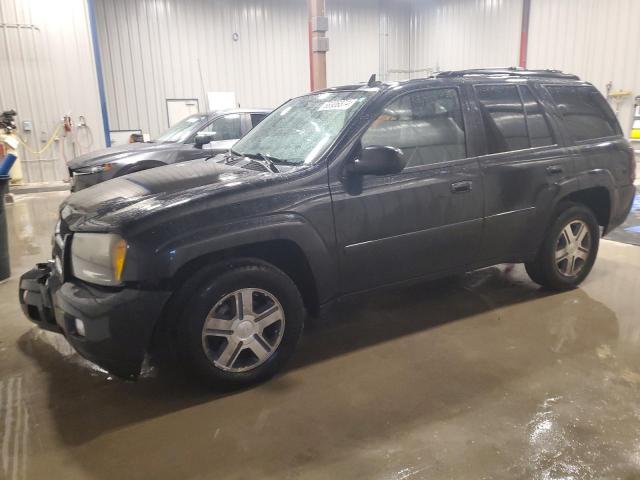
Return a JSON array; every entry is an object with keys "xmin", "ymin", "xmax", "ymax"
[{"xmin": 0, "ymin": 133, "xmax": 23, "ymax": 184}]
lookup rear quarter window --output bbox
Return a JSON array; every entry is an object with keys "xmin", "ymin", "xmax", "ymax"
[
  {"xmin": 474, "ymin": 84, "xmax": 529, "ymax": 154},
  {"xmin": 546, "ymin": 85, "xmax": 621, "ymax": 141}
]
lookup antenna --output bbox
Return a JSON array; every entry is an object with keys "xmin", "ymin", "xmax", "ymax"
[{"xmin": 367, "ymin": 74, "xmax": 376, "ymax": 86}]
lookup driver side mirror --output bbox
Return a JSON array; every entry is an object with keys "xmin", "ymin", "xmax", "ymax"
[
  {"xmin": 347, "ymin": 145, "xmax": 406, "ymax": 176},
  {"xmin": 194, "ymin": 132, "xmax": 217, "ymax": 148}
]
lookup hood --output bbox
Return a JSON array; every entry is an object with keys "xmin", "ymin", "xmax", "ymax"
[
  {"xmin": 67, "ymin": 142, "xmax": 178, "ymax": 169},
  {"xmin": 61, "ymin": 158, "xmax": 273, "ymax": 230}
]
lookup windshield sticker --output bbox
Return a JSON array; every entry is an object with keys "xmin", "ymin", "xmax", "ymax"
[{"xmin": 319, "ymin": 99, "xmax": 357, "ymax": 111}]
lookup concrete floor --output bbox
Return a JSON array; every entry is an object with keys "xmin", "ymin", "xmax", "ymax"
[{"xmin": 2, "ymin": 191, "xmax": 640, "ymax": 480}]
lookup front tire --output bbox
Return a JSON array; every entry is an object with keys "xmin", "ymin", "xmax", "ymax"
[
  {"xmin": 525, "ymin": 202, "xmax": 600, "ymax": 291},
  {"xmin": 175, "ymin": 259, "xmax": 305, "ymax": 387}
]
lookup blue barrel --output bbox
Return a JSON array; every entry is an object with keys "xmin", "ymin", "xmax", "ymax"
[
  {"xmin": 0, "ymin": 153, "xmax": 17, "ymax": 176},
  {"xmin": 0, "ymin": 174, "xmax": 9, "ymax": 281}
]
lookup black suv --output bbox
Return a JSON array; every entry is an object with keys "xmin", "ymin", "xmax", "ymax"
[{"xmin": 19, "ymin": 69, "xmax": 636, "ymax": 386}]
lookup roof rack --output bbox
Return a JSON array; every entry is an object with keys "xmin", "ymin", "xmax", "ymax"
[{"xmin": 433, "ymin": 67, "xmax": 580, "ymax": 80}]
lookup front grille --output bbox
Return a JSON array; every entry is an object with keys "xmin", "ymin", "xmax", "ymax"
[
  {"xmin": 243, "ymin": 162, "xmax": 270, "ymax": 172},
  {"xmin": 221, "ymin": 156, "xmax": 270, "ymax": 172},
  {"xmin": 52, "ymin": 216, "xmax": 72, "ymax": 281},
  {"xmin": 223, "ymin": 157, "xmax": 243, "ymax": 166}
]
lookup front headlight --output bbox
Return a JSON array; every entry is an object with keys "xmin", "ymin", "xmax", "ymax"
[
  {"xmin": 71, "ymin": 233, "xmax": 128, "ymax": 286},
  {"xmin": 75, "ymin": 163, "xmax": 113, "ymax": 174}
]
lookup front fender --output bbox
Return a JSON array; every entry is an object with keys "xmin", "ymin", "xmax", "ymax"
[{"xmin": 131, "ymin": 213, "xmax": 338, "ymax": 305}]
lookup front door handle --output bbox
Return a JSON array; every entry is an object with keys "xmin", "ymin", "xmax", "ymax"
[
  {"xmin": 450, "ymin": 180, "xmax": 473, "ymax": 193},
  {"xmin": 546, "ymin": 165, "xmax": 564, "ymax": 175}
]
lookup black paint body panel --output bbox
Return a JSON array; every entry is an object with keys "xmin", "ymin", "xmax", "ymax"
[{"xmin": 20, "ymin": 73, "xmax": 636, "ymax": 377}]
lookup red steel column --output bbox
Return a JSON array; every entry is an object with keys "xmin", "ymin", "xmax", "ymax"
[
  {"xmin": 519, "ymin": 0, "xmax": 532, "ymax": 68},
  {"xmin": 308, "ymin": 0, "xmax": 327, "ymax": 91}
]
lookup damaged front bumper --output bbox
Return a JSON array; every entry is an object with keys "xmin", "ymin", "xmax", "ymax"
[{"xmin": 19, "ymin": 262, "xmax": 171, "ymax": 378}]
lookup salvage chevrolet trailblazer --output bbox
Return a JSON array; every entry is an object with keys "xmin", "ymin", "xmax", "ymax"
[{"xmin": 20, "ymin": 69, "xmax": 636, "ymax": 386}]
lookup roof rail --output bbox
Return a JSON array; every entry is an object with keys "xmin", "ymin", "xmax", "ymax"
[{"xmin": 433, "ymin": 67, "xmax": 580, "ymax": 80}]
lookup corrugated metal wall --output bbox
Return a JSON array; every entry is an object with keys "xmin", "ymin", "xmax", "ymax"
[
  {"xmin": 94, "ymin": 0, "xmax": 310, "ymax": 140},
  {"xmin": 326, "ymin": 0, "xmax": 380, "ymax": 87},
  {"xmin": 380, "ymin": 1, "xmax": 412, "ymax": 82},
  {"xmin": 409, "ymin": 0, "xmax": 639, "ymax": 135},
  {"xmin": 326, "ymin": 0, "xmax": 412, "ymax": 86},
  {"xmin": 96, "ymin": 0, "xmax": 418, "ymax": 138},
  {"xmin": 4, "ymin": 0, "xmax": 637, "ymax": 184},
  {"xmin": 0, "ymin": 0, "xmax": 104, "ymax": 183},
  {"xmin": 410, "ymin": 0, "xmax": 522, "ymax": 74},
  {"xmin": 528, "ymin": 0, "xmax": 640, "ymax": 135}
]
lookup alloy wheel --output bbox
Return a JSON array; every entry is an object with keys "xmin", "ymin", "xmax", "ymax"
[
  {"xmin": 201, "ymin": 288, "xmax": 286, "ymax": 372},
  {"xmin": 555, "ymin": 219, "xmax": 591, "ymax": 277}
]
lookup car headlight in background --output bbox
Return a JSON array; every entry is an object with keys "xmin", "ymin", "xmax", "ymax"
[
  {"xmin": 70, "ymin": 233, "xmax": 128, "ymax": 286},
  {"xmin": 75, "ymin": 163, "xmax": 113, "ymax": 174}
]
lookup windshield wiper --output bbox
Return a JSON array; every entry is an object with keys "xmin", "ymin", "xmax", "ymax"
[
  {"xmin": 216, "ymin": 149, "xmax": 239, "ymax": 163},
  {"xmin": 206, "ymin": 148, "xmax": 242, "ymax": 163},
  {"xmin": 216, "ymin": 148, "xmax": 244, "ymax": 164},
  {"xmin": 240, "ymin": 152, "xmax": 280, "ymax": 173}
]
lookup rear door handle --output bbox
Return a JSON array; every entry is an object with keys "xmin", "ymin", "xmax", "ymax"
[
  {"xmin": 450, "ymin": 181, "xmax": 473, "ymax": 193},
  {"xmin": 546, "ymin": 165, "xmax": 564, "ymax": 175}
]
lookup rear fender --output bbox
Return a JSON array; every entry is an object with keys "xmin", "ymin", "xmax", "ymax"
[{"xmin": 525, "ymin": 176, "xmax": 582, "ymax": 256}]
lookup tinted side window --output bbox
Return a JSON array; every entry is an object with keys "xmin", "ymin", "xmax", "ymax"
[
  {"xmin": 520, "ymin": 85, "xmax": 555, "ymax": 147},
  {"xmin": 201, "ymin": 114, "xmax": 242, "ymax": 140},
  {"xmin": 475, "ymin": 84, "xmax": 528, "ymax": 154},
  {"xmin": 547, "ymin": 85, "xmax": 621, "ymax": 141},
  {"xmin": 361, "ymin": 88, "xmax": 466, "ymax": 167},
  {"xmin": 251, "ymin": 114, "xmax": 268, "ymax": 127}
]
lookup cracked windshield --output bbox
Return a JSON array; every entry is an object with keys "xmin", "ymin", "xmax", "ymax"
[{"xmin": 232, "ymin": 91, "xmax": 372, "ymax": 165}]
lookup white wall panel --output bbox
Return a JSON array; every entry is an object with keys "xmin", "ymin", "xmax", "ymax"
[
  {"xmin": 410, "ymin": 0, "xmax": 522, "ymax": 74},
  {"xmin": 326, "ymin": 0, "xmax": 380, "ymax": 87},
  {"xmin": 95, "ymin": 0, "xmax": 310, "ymax": 139},
  {"xmin": 93, "ymin": 0, "xmax": 640, "ymax": 146},
  {"xmin": 0, "ymin": 0, "xmax": 104, "ymax": 182},
  {"xmin": 326, "ymin": 0, "xmax": 412, "ymax": 86},
  {"xmin": 528, "ymin": 0, "xmax": 640, "ymax": 134},
  {"xmin": 379, "ymin": 0, "xmax": 412, "ymax": 82}
]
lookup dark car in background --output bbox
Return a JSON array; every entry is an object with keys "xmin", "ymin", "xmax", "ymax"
[
  {"xmin": 20, "ymin": 69, "xmax": 635, "ymax": 387},
  {"xmin": 68, "ymin": 108, "xmax": 270, "ymax": 191}
]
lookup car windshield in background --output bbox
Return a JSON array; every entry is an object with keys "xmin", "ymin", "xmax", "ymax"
[
  {"xmin": 232, "ymin": 91, "xmax": 373, "ymax": 165},
  {"xmin": 156, "ymin": 114, "xmax": 209, "ymax": 143}
]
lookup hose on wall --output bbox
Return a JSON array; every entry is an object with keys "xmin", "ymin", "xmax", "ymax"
[{"xmin": 14, "ymin": 123, "xmax": 62, "ymax": 155}]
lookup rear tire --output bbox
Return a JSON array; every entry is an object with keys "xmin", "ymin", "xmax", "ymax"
[
  {"xmin": 525, "ymin": 202, "xmax": 600, "ymax": 291},
  {"xmin": 174, "ymin": 259, "xmax": 305, "ymax": 387}
]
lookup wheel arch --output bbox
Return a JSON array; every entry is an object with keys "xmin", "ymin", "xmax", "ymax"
[
  {"xmin": 527, "ymin": 177, "xmax": 612, "ymax": 259},
  {"xmin": 561, "ymin": 186, "xmax": 611, "ymax": 232},
  {"xmin": 167, "ymin": 239, "xmax": 321, "ymax": 316},
  {"xmin": 148, "ymin": 237, "xmax": 323, "ymax": 360}
]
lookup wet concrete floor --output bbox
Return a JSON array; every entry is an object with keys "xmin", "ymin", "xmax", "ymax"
[{"xmin": 1, "ymin": 191, "xmax": 640, "ymax": 479}]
